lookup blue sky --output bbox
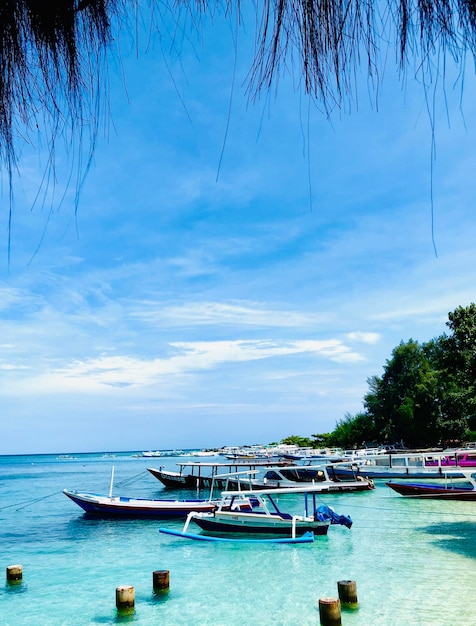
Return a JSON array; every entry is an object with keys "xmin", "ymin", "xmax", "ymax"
[{"xmin": 1, "ymin": 7, "xmax": 476, "ymax": 454}]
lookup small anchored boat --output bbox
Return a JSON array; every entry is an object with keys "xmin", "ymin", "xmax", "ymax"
[
  {"xmin": 63, "ymin": 466, "xmax": 217, "ymax": 519},
  {"xmin": 149, "ymin": 461, "xmax": 373, "ymax": 493},
  {"xmin": 330, "ymin": 451, "xmax": 472, "ymax": 480},
  {"xmin": 159, "ymin": 484, "xmax": 352, "ymax": 542},
  {"xmin": 147, "ymin": 459, "xmax": 289, "ymax": 490},
  {"xmin": 248, "ymin": 463, "xmax": 374, "ymax": 492},
  {"xmin": 386, "ymin": 470, "xmax": 476, "ymax": 500},
  {"xmin": 63, "ymin": 490, "xmax": 218, "ymax": 518}
]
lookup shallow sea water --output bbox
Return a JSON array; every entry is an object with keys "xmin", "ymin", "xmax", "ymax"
[{"xmin": 1, "ymin": 452, "xmax": 475, "ymax": 625}]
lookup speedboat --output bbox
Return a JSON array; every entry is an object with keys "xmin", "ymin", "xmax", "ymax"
[{"xmin": 159, "ymin": 485, "xmax": 352, "ymax": 541}]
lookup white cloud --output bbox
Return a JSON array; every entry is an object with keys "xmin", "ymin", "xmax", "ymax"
[
  {"xmin": 1, "ymin": 337, "xmax": 365, "ymax": 395},
  {"xmin": 129, "ymin": 300, "xmax": 329, "ymax": 328},
  {"xmin": 347, "ymin": 331, "xmax": 380, "ymax": 344}
]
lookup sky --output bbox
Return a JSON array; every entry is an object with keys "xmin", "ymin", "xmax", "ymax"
[{"xmin": 1, "ymin": 6, "xmax": 476, "ymax": 455}]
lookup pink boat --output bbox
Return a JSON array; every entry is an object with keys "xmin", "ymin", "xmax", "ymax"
[{"xmin": 425, "ymin": 452, "xmax": 476, "ymax": 467}]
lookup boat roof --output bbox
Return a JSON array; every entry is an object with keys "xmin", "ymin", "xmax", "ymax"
[
  {"xmin": 172, "ymin": 460, "xmax": 288, "ymax": 468},
  {"xmin": 221, "ymin": 484, "xmax": 343, "ymax": 497}
]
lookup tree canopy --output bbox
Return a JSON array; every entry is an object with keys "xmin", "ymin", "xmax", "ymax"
[
  {"xmin": 295, "ymin": 303, "xmax": 476, "ymax": 449},
  {"xmin": 2, "ymin": 0, "xmax": 476, "ymax": 186}
]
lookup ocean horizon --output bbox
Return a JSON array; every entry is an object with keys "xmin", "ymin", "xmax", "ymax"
[{"xmin": 1, "ymin": 451, "xmax": 475, "ymax": 625}]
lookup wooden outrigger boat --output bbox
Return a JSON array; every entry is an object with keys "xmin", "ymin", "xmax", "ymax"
[
  {"xmin": 63, "ymin": 466, "xmax": 217, "ymax": 519},
  {"xmin": 149, "ymin": 460, "xmax": 373, "ymax": 493},
  {"xmin": 147, "ymin": 459, "xmax": 289, "ymax": 490},
  {"xmin": 159, "ymin": 484, "xmax": 352, "ymax": 542},
  {"xmin": 63, "ymin": 489, "xmax": 217, "ymax": 518}
]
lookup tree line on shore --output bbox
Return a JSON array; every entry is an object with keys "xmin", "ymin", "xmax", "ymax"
[{"xmin": 281, "ymin": 303, "xmax": 476, "ymax": 450}]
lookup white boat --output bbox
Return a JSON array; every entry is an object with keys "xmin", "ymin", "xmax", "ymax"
[
  {"xmin": 281, "ymin": 449, "xmax": 344, "ymax": 462},
  {"xmin": 160, "ymin": 485, "xmax": 353, "ymax": 540},
  {"xmin": 245, "ymin": 463, "xmax": 374, "ymax": 492},
  {"xmin": 330, "ymin": 451, "xmax": 471, "ymax": 479},
  {"xmin": 63, "ymin": 466, "xmax": 217, "ymax": 519},
  {"xmin": 190, "ymin": 450, "xmax": 218, "ymax": 457},
  {"xmin": 63, "ymin": 490, "xmax": 217, "ymax": 518},
  {"xmin": 141, "ymin": 449, "xmax": 185, "ymax": 458}
]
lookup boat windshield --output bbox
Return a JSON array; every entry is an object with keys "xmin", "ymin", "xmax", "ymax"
[{"xmin": 279, "ymin": 469, "xmax": 326, "ymax": 482}]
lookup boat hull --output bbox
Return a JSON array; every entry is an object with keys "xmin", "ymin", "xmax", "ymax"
[
  {"xmin": 332, "ymin": 466, "xmax": 466, "ymax": 479},
  {"xmin": 386, "ymin": 482, "xmax": 476, "ymax": 500},
  {"xmin": 147, "ymin": 468, "xmax": 197, "ymax": 488},
  {"xmin": 192, "ymin": 513, "xmax": 329, "ymax": 536},
  {"xmin": 63, "ymin": 490, "xmax": 217, "ymax": 519}
]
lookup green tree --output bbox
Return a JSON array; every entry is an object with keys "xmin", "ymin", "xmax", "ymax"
[
  {"xmin": 326, "ymin": 412, "xmax": 377, "ymax": 449},
  {"xmin": 364, "ymin": 340, "xmax": 440, "ymax": 447},
  {"xmin": 280, "ymin": 435, "xmax": 313, "ymax": 448},
  {"xmin": 444, "ymin": 304, "xmax": 476, "ymax": 384},
  {"xmin": 310, "ymin": 433, "xmax": 334, "ymax": 448},
  {"xmin": 304, "ymin": 305, "xmax": 476, "ymax": 449},
  {"xmin": 440, "ymin": 303, "xmax": 476, "ymax": 437}
]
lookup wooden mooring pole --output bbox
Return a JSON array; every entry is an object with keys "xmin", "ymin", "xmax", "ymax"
[
  {"xmin": 318, "ymin": 597, "xmax": 342, "ymax": 626},
  {"xmin": 116, "ymin": 585, "xmax": 135, "ymax": 613},
  {"xmin": 153, "ymin": 569, "xmax": 170, "ymax": 592},
  {"xmin": 337, "ymin": 579, "xmax": 358, "ymax": 608},
  {"xmin": 6, "ymin": 564, "xmax": 23, "ymax": 584}
]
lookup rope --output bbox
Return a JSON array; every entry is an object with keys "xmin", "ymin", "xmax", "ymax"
[
  {"xmin": 114, "ymin": 470, "xmax": 150, "ymax": 488},
  {"xmin": 0, "ymin": 490, "xmax": 64, "ymax": 512},
  {"xmin": 0, "ymin": 471, "xmax": 150, "ymax": 513}
]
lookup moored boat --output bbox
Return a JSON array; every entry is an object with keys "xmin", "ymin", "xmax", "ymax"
[
  {"xmin": 424, "ymin": 452, "xmax": 476, "ymax": 467},
  {"xmin": 329, "ymin": 451, "xmax": 470, "ymax": 480},
  {"xmin": 160, "ymin": 485, "xmax": 353, "ymax": 540},
  {"xmin": 386, "ymin": 470, "xmax": 476, "ymax": 500},
  {"xmin": 63, "ymin": 490, "xmax": 217, "ymax": 518},
  {"xmin": 250, "ymin": 463, "xmax": 374, "ymax": 492},
  {"xmin": 147, "ymin": 459, "xmax": 290, "ymax": 490},
  {"xmin": 63, "ymin": 465, "xmax": 218, "ymax": 518}
]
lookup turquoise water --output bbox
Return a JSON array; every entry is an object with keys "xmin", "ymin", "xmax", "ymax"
[{"xmin": 1, "ymin": 452, "xmax": 475, "ymax": 625}]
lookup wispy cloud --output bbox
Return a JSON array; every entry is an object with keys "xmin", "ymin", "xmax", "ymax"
[
  {"xmin": 128, "ymin": 300, "xmax": 329, "ymax": 328},
  {"xmin": 2, "ymin": 337, "xmax": 365, "ymax": 394}
]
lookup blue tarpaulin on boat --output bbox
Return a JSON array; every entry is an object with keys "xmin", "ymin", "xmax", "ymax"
[{"xmin": 315, "ymin": 504, "xmax": 352, "ymax": 529}]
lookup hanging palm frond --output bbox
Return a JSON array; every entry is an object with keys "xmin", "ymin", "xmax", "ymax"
[{"xmin": 1, "ymin": 1, "xmax": 476, "ymax": 182}]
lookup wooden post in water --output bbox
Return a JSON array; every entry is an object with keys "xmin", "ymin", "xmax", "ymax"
[
  {"xmin": 6, "ymin": 564, "xmax": 23, "ymax": 584},
  {"xmin": 318, "ymin": 597, "xmax": 341, "ymax": 626},
  {"xmin": 116, "ymin": 585, "xmax": 134, "ymax": 612},
  {"xmin": 153, "ymin": 570, "xmax": 170, "ymax": 592},
  {"xmin": 337, "ymin": 579, "xmax": 358, "ymax": 608}
]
